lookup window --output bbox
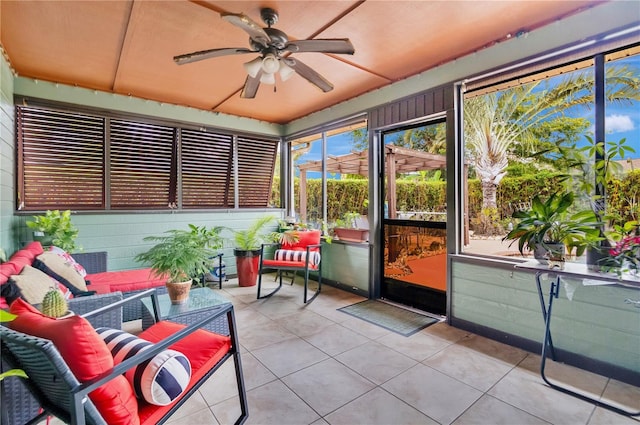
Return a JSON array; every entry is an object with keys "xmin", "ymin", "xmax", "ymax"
[
  {"xmin": 17, "ymin": 107, "xmax": 104, "ymax": 210},
  {"xmin": 16, "ymin": 102, "xmax": 279, "ymax": 211},
  {"xmin": 109, "ymin": 119, "xmax": 175, "ymax": 209},
  {"xmin": 461, "ymin": 44, "xmax": 640, "ymax": 259},
  {"xmin": 290, "ymin": 120, "xmax": 368, "ymax": 226},
  {"xmin": 236, "ymin": 136, "xmax": 279, "ymax": 208},
  {"xmin": 181, "ymin": 130, "xmax": 233, "ymax": 208}
]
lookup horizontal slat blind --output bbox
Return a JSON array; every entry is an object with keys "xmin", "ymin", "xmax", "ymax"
[
  {"xmin": 181, "ymin": 130, "xmax": 233, "ymax": 208},
  {"xmin": 17, "ymin": 106, "xmax": 104, "ymax": 210},
  {"xmin": 16, "ymin": 101, "xmax": 279, "ymax": 211},
  {"xmin": 236, "ymin": 136, "xmax": 278, "ymax": 207},
  {"xmin": 109, "ymin": 120, "xmax": 175, "ymax": 209}
]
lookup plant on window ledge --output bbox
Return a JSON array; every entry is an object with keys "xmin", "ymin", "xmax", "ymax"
[
  {"xmin": 332, "ymin": 212, "xmax": 369, "ymax": 243},
  {"xmin": 26, "ymin": 209, "xmax": 81, "ymax": 252},
  {"xmin": 502, "ymin": 191, "xmax": 601, "ymax": 266},
  {"xmin": 599, "ymin": 220, "xmax": 640, "ymax": 277}
]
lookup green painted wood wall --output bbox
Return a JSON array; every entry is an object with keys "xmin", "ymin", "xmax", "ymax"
[
  {"xmin": 11, "ymin": 211, "xmax": 283, "ymax": 276},
  {"xmin": 451, "ymin": 257, "xmax": 640, "ymax": 373},
  {"xmin": 0, "ymin": 55, "xmax": 16, "ymax": 257},
  {"xmin": 321, "ymin": 241, "xmax": 370, "ymax": 293}
]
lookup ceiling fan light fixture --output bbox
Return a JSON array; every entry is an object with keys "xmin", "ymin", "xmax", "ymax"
[
  {"xmin": 260, "ymin": 72, "xmax": 276, "ymax": 85},
  {"xmin": 279, "ymin": 60, "xmax": 295, "ymax": 82},
  {"xmin": 243, "ymin": 57, "xmax": 263, "ymax": 78},
  {"xmin": 261, "ymin": 53, "xmax": 280, "ymax": 74}
]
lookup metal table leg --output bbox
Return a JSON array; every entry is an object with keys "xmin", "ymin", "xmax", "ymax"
[{"xmin": 536, "ymin": 272, "xmax": 640, "ymax": 417}]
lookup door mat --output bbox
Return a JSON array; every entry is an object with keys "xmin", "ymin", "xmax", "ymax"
[{"xmin": 337, "ymin": 300, "xmax": 440, "ymax": 336}]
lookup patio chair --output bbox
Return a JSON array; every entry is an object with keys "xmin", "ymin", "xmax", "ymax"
[
  {"xmin": 1, "ymin": 289, "xmax": 248, "ymax": 425},
  {"xmin": 257, "ymin": 229, "xmax": 322, "ymax": 303}
]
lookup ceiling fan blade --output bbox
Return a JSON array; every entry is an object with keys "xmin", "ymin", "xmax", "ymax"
[
  {"xmin": 240, "ymin": 73, "xmax": 261, "ymax": 98},
  {"xmin": 221, "ymin": 12, "xmax": 270, "ymax": 48},
  {"xmin": 285, "ymin": 39, "xmax": 355, "ymax": 55},
  {"xmin": 174, "ymin": 48, "xmax": 255, "ymax": 65},
  {"xmin": 285, "ymin": 58, "xmax": 333, "ymax": 92}
]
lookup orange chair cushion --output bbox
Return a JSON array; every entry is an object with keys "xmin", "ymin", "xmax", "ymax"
[
  {"xmin": 282, "ymin": 230, "xmax": 321, "ymax": 250},
  {"xmin": 136, "ymin": 321, "xmax": 232, "ymax": 425}
]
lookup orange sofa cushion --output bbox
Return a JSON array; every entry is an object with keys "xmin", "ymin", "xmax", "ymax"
[{"xmin": 86, "ymin": 269, "xmax": 167, "ymax": 294}]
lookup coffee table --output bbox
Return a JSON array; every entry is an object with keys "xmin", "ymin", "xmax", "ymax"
[{"xmin": 141, "ymin": 287, "xmax": 232, "ymax": 336}]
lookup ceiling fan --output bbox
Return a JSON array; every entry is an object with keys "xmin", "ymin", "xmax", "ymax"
[{"xmin": 173, "ymin": 8, "xmax": 355, "ymax": 98}]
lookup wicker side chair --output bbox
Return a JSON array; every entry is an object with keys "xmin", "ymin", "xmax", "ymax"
[{"xmin": 1, "ymin": 290, "xmax": 248, "ymax": 425}]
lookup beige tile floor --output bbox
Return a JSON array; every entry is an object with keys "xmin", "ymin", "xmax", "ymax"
[
  {"xmin": 44, "ymin": 275, "xmax": 640, "ymax": 425},
  {"xmin": 159, "ymin": 276, "xmax": 640, "ymax": 425}
]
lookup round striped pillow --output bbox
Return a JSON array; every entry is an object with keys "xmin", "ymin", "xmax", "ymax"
[{"xmin": 96, "ymin": 327, "xmax": 191, "ymax": 406}]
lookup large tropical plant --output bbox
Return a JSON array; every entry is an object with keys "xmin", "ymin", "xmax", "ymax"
[
  {"xmin": 503, "ymin": 191, "xmax": 601, "ymax": 257},
  {"xmin": 230, "ymin": 216, "xmax": 276, "ymax": 251}
]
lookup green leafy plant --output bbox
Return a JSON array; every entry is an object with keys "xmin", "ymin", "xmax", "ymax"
[
  {"xmin": 229, "ymin": 216, "xmax": 276, "ymax": 251},
  {"xmin": 270, "ymin": 229, "xmax": 300, "ymax": 245},
  {"xmin": 343, "ymin": 212, "xmax": 361, "ymax": 228},
  {"xmin": 503, "ymin": 191, "xmax": 601, "ymax": 257},
  {"xmin": 135, "ymin": 224, "xmax": 224, "ymax": 285},
  {"xmin": 0, "ymin": 310, "xmax": 28, "ymax": 382},
  {"xmin": 40, "ymin": 288, "xmax": 69, "ymax": 318},
  {"xmin": 26, "ymin": 210, "xmax": 80, "ymax": 252}
]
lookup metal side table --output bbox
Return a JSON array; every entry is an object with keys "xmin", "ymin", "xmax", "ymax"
[{"xmin": 515, "ymin": 260, "xmax": 640, "ymax": 417}]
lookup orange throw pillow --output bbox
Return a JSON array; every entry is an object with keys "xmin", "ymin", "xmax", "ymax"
[{"xmin": 9, "ymin": 298, "xmax": 140, "ymax": 425}]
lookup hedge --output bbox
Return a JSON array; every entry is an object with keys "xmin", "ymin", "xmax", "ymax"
[{"xmin": 270, "ymin": 170, "xmax": 640, "ymax": 228}]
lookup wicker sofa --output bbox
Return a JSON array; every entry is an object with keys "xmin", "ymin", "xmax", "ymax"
[
  {"xmin": 1, "ymin": 291, "xmax": 124, "ymax": 425},
  {"xmin": 1, "ymin": 290, "xmax": 248, "ymax": 425},
  {"xmin": 1, "ymin": 242, "xmax": 167, "ymax": 322}
]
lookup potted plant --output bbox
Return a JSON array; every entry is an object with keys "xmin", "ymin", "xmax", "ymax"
[
  {"xmin": 332, "ymin": 212, "xmax": 369, "ymax": 243},
  {"xmin": 228, "ymin": 216, "xmax": 276, "ymax": 287},
  {"xmin": 503, "ymin": 191, "xmax": 600, "ymax": 267},
  {"xmin": 26, "ymin": 209, "xmax": 80, "ymax": 252},
  {"xmin": 135, "ymin": 224, "xmax": 224, "ymax": 304}
]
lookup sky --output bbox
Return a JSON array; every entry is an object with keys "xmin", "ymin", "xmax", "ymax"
[{"xmin": 295, "ymin": 53, "xmax": 640, "ymax": 178}]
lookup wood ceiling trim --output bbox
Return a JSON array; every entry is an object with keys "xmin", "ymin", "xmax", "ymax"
[{"xmin": 111, "ymin": 0, "xmax": 136, "ymax": 92}]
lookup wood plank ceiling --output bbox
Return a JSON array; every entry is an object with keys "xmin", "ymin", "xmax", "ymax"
[{"xmin": 1, "ymin": 0, "xmax": 604, "ymax": 124}]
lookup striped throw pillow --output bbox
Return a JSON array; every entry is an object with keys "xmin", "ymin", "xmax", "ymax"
[
  {"xmin": 274, "ymin": 249, "xmax": 321, "ymax": 266},
  {"xmin": 96, "ymin": 327, "xmax": 191, "ymax": 406}
]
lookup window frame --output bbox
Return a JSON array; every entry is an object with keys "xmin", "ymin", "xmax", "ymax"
[{"xmin": 458, "ymin": 41, "xmax": 640, "ymax": 258}]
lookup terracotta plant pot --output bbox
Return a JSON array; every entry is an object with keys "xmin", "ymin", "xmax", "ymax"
[
  {"xmin": 333, "ymin": 227, "xmax": 369, "ymax": 243},
  {"xmin": 165, "ymin": 279, "xmax": 192, "ymax": 304},
  {"xmin": 234, "ymin": 249, "xmax": 261, "ymax": 287}
]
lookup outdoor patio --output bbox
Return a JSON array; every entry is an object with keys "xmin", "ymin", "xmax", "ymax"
[{"xmin": 40, "ymin": 275, "xmax": 639, "ymax": 425}]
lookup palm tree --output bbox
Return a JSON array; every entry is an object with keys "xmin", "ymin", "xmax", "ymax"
[{"xmin": 464, "ymin": 65, "xmax": 640, "ymax": 210}]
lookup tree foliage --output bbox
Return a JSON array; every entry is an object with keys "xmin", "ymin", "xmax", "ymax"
[{"xmin": 464, "ymin": 64, "xmax": 640, "ymax": 210}]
